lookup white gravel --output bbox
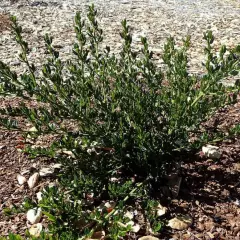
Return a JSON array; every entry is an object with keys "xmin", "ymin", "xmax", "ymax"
[{"xmin": 0, "ymin": 0, "xmax": 240, "ymax": 81}]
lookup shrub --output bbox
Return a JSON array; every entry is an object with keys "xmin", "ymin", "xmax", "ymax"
[{"xmin": 0, "ymin": 4, "xmax": 240, "ymax": 238}]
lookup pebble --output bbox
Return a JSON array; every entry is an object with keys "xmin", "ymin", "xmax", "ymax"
[
  {"xmin": 124, "ymin": 211, "xmax": 134, "ymax": 220},
  {"xmin": 167, "ymin": 215, "xmax": 193, "ymax": 230},
  {"xmin": 156, "ymin": 203, "xmax": 167, "ymax": 216},
  {"xmin": 0, "ymin": 0, "xmax": 240, "ymax": 88},
  {"xmin": 17, "ymin": 174, "xmax": 27, "ymax": 185},
  {"xmin": 51, "ymin": 163, "xmax": 62, "ymax": 169},
  {"xmin": 36, "ymin": 191, "xmax": 43, "ymax": 201},
  {"xmin": 27, "ymin": 172, "xmax": 40, "ymax": 189},
  {"xmin": 29, "ymin": 223, "xmax": 43, "ymax": 237},
  {"xmin": 139, "ymin": 236, "xmax": 160, "ymax": 240},
  {"xmin": 202, "ymin": 145, "xmax": 221, "ymax": 159},
  {"xmin": 233, "ymin": 199, "xmax": 240, "ymax": 206},
  {"xmin": 27, "ymin": 207, "xmax": 42, "ymax": 224},
  {"xmin": 131, "ymin": 223, "xmax": 140, "ymax": 233},
  {"xmin": 10, "ymin": 60, "xmax": 21, "ymax": 66},
  {"xmin": 39, "ymin": 167, "xmax": 54, "ymax": 177}
]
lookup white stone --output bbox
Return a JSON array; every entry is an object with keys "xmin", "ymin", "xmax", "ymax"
[
  {"xmin": 27, "ymin": 208, "xmax": 42, "ymax": 224},
  {"xmin": 124, "ymin": 211, "xmax": 134, "ymax": 220},
  {"xmin": 139, "ymin": 236, "xmax": 160, "ymax": 240},
  {"xmin": 27, "ymin": 173, "xmax": 40, "ymax": 189},
  {"xmin": 233, "ymin": 199, "xmax": 240, "ymax": 206},
  {"xmin": 131, "ymin": 223, "xmax": 140, "ymax": 233},
  {"xmin": 39, "ymin": 167, "xmax": 54, "ymax": 177},
  {"xmin": 126, "ymin": 220, "xmax": 134, "ymax": 226},
  {"xmin": 36, "ymin": 192, "xmax": 43, "ymax": 201},
  {"xmin": 202, "ymin": 145, "xmax": 221, "ymax": 159},
  {"xmin": 28, "ymin": 126, "xmax": 38, "ymax": 132},
  {"xmin": 167, "ymin": 215, "xmax": 192, "ymax": 230},
  {"xmin": 48, "ymin": 182, "xmax": 57, "ymax": 188},
  {"xmin": 104, "ymin": 201, "xmax": 116, "ymax": 209},
  {"xmin": 62, "ymin": 150, "xmax": 75, "ymax": 157},
  {"xmin": 51, "ymin": 163, "xmax": 62, "ymax": 169},
  {"xmin": 17, "ymin": 174, "xmax": 27, "ymax": 185},
  {"xmin": 156, "ymin": 203, "xmax": 167, "ymax": 217},
  {"xmin": 29, "ymin": 223, "xmax": 42, "ymax": 237}
]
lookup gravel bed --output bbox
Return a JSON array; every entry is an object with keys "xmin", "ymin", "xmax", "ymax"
[{"xmin": 1, "ymin": 0, "xmax": 240, "ymax": 81}]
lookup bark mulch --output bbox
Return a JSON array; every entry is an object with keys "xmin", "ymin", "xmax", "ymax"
[{"xmin": 0, "ymin": 97, "xmax": 239, "ymax": 239}]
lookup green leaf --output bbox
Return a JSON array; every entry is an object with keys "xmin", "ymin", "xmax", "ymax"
[{"xmin": 43, "ymin": 211, "xmax": 57, "ymax": 222}]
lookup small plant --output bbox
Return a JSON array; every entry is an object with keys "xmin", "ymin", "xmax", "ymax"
[{"xmin": 0, "ymin": 4, "xmax": 240, "ymax": 238}]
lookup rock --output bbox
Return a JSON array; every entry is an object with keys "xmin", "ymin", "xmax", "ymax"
[
  {"xmin": 110, "ymin": 177, "xmax": 119, "ymax": 182},
  {"xmin": 27, "ymin": 173, "xmax": 40, "ymax": 189},
  {"xmin": 51, "ymin": 163, "xmax": 62, "ymax": 169},
  {"xmin": 233, "ymin": 163, "xmax": 240, "ymax": 171},
  {"xmin": 167, "ymin": 215, "xmax": 193, "ymax": 230},
  {"xmin": 28, "ymin": 126, "xmax": 38, "ymax": 132},
  {"xmin": 126, "ymin": 220, "xmax": 134, "ymax": 227},
  {"xmin": 36, "ymin": 192, "xmax": 43, "ymax": 201},
  {"xmin": 27, "ymin": 208, "xmax": 42, "ymax": 224},
  {"xmin": 52, "ymin": 44, "xmax": 63, "ymax": 49},
  {"xmin": 10, "ymin": 60, "xmax": 21, "ymax": 66},
  {"xmin": 155, "ymin": 203, "xmax": 167, "ymax": 217},
  {"xmin": 103, "ymin": 201, "xmax": 116, "ymax": 209},
  {"xmin": 233, "ymin": 199, "xmax": 240, "ymax": 206},
  {"xmin": 17, "ymin": 174, "xmax": 27, "ymax": 185},
  {"xmin": 39, "ymin": 167, "xmax": 54, "ymax": 177},
  {"xmin": 29, "ymin": 223, "xmax": 42, "ymax": 237},
  {"xmin": 21, "ymin": 170, "xmax": 29, "ymax": 175},
  {"xmin": 131, "ymin": 223, "xmax": 140, "ymax": 233},
  {"xmin": 139, "ymin": 236, "xmax": 160, "ymax": 240},
  {"xmin": 62, "ymin": 150, "xmax": 75, "ymax": 158},
  {"xmin": 124, "ymin": 211, "xmax": 134, "ymax": 220},
  {"xmin": 48, "ymin": 182, "xmax": 57, "ymax": 188},
  {"xmin": 202, "ymin": 145, "xmax": 221, "ymax": 159}
]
